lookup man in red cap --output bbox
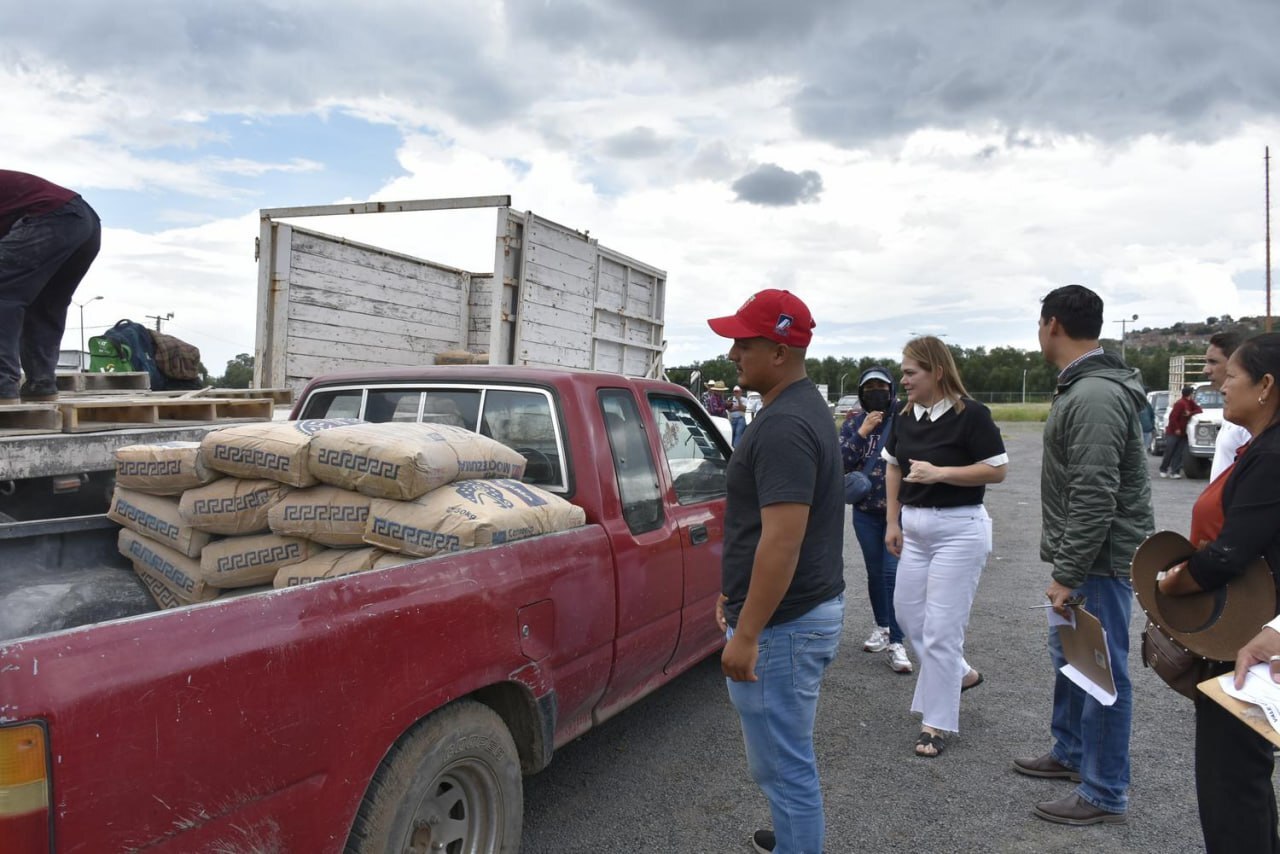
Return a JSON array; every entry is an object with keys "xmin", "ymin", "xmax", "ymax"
[{"xmin": 709, "ymin": 289, "xmax": 845, "ymax": 854}]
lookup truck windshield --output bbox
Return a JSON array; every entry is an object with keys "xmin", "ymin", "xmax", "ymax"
[{"xmin": 1194, "ymin": 389, "xmax": 1223, "ymax": 408}]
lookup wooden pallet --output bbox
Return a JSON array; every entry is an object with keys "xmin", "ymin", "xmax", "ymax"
[
  {"xmin": 57, "ymin": 397, "xmax": 275, "ymax": 433},
  {"xmin": 56, "ymin": 386, "xmax": 293, "ymax": 406},
  {"xmin": 0, "ymin": 404, "xmax": 62, "ymax": 437},
  {"xmin": 56, "ymin": 372, "xmax": 151, "ymax": 392}
]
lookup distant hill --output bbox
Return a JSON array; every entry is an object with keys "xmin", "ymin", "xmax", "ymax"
[{"xmin": 1108, "ymin": 315, "xmax": 1269, "ymax": 350}]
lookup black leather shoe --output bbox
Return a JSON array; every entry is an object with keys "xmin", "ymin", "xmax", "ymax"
[
  {"xmin": 751, "ymin": 829, "xmax": 775, "ymax": 853},
  {"xmin": 1013, "ymin": 752, "xmax": 1082, "ymax": 782},
  {"xmin": 1034, "ymin": 793, "xmax": 1126, "ymax": 825}
]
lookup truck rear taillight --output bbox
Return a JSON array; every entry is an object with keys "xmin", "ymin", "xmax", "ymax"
[{"xmin": 0, "ymin": 722, "xmax": 51, "ymax": 854}]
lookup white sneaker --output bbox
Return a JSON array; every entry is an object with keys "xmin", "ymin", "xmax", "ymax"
[
  {"xmin": 863, "ymin": 626, "xmax": 890, "ymax": 653},
  {"xmin": 1159, "ymin": 471, "xmax": 1169, "ymax": 478},
  {"xmin": 888, "ymin": 643, "xmax": 913, "ymax": 673},
  {"xmin": 1171, "ymin": 473, "xmax": 1183, "ymax": 479}
]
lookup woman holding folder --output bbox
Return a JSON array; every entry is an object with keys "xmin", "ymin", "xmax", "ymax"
[{"xmin": 1158, "ymin": 332, "xmax": 1280, "ymax": 854}]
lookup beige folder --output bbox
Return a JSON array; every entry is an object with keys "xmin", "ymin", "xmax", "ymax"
[
  {"xmin": 1057, "ymin": 606, "xmax": 1117, "ymax": 700},
  {"xmin": 1197, "ymin": 676, "xmax": 1280, "ymax": 749}
]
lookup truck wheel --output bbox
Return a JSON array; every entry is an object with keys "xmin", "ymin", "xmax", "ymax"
[
  {"xmin": 1183, "ymin": 455, "xmax": 1210, "ymax": 480},
  {"xmin": 346, "ymin": 699, "xmax": 522, "ymax": 854}
]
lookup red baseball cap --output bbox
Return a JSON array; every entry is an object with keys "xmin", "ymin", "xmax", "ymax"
[{"xmin": 707, "ymin": 289, "xmax": 815, "ymax": 347}]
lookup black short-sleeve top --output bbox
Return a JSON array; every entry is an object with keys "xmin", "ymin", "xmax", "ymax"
[{"xmin": 883, "ymin": 397, "xmax": 1007, "ymax": 508}]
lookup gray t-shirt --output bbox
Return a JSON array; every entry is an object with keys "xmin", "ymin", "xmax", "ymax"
[{"xmin": 722, "ymin": 378, "xmax": 845, "ymax": 628}]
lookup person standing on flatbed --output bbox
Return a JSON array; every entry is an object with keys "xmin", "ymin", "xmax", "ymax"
[{"xmin": 0, "ymin": 170, "xmax": 101, "ymax": 406}]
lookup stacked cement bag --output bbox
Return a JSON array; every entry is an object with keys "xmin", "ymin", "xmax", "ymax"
[
  {"xmin": 115, "ymin": 441, "xmax": 223, "ymax": 495},
  {"xmin": 364, "ymin": 478, "xmax": 586, "ymax": 557},
  {"xmin": 112, "ymin": 418, "xmax": 586, "ymax": 603}
]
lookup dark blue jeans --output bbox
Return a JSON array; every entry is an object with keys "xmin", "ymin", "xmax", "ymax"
[
  {"xmin": 1048, "ymin": 575, "xmax": 1133, "ymax": 814},
  {"xmin": 0, "ymin": 196, "xmax": 101, "ymax": 398},
  {"xmin": 852, "ymin": 508, "xmax": 902, "ymax": 643}
]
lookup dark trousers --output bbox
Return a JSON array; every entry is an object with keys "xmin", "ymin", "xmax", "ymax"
[
  {"xmin": 1161, "ymin": 434, "xmax": 1188, "ymax": 474},
  {"xmin": 1195, "ymin": 687, "xmax": 1280, "ymax": 853},
  {"xmin": 0, "ymin": 196, "xmax": 101, "ymax": 398}
]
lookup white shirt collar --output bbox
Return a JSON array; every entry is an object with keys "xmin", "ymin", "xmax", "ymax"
[
  {"xmin": 1059, "ymin": 347, "xmax": 1105, "ymax": 378},
  {"xmin": 912, "ymin": 398, "xmax": 956, "ymax": 421}
]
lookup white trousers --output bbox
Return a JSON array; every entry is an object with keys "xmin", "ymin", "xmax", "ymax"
[{"xmin": 893, "ymin": 504, "xmax": 992, "ymax": 733}]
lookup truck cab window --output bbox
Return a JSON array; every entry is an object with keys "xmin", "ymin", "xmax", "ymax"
[
  {"xmin": 648, "ymin": 395, "xmax": 728, "ymax": 505},
  {"xmin": 480, "ymin": 389, "xmax": 563, "ymax": 489},
  {"xmin": 598, "ymin": 390, "xmax": 664, "ymax": 534},
  {"xmin": 298, "ymin": 390, "xmax": 363, "ymax": 420}
]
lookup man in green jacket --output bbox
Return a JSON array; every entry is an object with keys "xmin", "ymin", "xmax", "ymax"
[{"xmin": 1014, "ymin": 284, "xmax": 1154, "ymax": 826}]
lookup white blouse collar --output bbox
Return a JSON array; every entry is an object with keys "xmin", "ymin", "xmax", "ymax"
[{"xmin": 912, "ymin": 398, "xmax": 956, "ymax": 422}]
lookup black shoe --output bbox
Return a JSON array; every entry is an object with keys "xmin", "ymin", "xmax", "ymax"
[
  {"xmin": 18, "ymin": 380, "xmax": 57, "ymax": 402},
  {"xmin": 751, "ymin": 829, "xmax": 776, "ymax": 853}
]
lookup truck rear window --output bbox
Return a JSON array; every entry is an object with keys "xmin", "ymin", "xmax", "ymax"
[{"xmin": 298, "ymin": 385, "xmax": 566, "ymax": 491}]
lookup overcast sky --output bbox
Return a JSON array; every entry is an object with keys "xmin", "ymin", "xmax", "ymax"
[{"xmin": 4, "ymin": 0, "xmax": 1279, "ymax": 376}]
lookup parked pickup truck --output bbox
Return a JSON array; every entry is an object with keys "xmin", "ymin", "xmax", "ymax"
[{"xmin": 0, "ymin": 366, "xmax": 730, "ymax": 853}]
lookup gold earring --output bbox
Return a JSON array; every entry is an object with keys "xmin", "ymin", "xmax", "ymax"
[{"xmin": 1261, "ymin": 397, "xmax": 1268, "ymax": 406}]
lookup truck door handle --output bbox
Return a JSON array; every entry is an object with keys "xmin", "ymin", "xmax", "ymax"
[{"xmin": 689, "ymin": 525, "xmax": 709, "ymax": 546}]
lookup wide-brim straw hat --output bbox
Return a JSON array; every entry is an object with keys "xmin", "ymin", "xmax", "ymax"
[{"xmin": 1132, "ymin": 530, "xmax": 1276, "ymax": 662}]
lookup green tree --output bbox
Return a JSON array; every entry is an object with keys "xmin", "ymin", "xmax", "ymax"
[{"xmin": 217, "ymin": 353, "xmax": 255, "ymax": 388}]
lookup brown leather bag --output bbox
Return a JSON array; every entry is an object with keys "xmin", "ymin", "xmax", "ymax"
[{"xmin": 1141, "ymin": 619, "xmax": 1212, "ymax": 701}]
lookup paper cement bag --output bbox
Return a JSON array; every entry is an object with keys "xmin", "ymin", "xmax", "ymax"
[
  {"xmin": 373, "ymin": 552, "xmax": 415, "ymax": 571},
  {"xmin": 307, "ymin": 422, "xmax": 527, "ymax": 500},
  {"xmin": 114, "ymin": 441, "xmax": 222, "ymax": 495},
  {"xmin": 201, "ymin": 418, "xmax": 364, "ymax": 487},
  {"xmin": 133, "ymin": 565, "xmax": 190, "ymax": 610},
  {"xmin": 273, "ymin": 546, "xmax": 385, "ymax": 588},
  {"xmin": 119, "ymin": 528, "xmax": 218, "ymax": 604},
  {"xmin": 267, "ymin": 485, "xmax": 373, "ymax": 547},
  {"xmin": 364, "ymin": 478, "xmax": 586, "ymax": 557},
  {"xmin": 200, "ymin": 533, "xmax": 322, "ymax": 588},
  {"xmin": 179, "ymin": 478, "xmax": 292, "ymax": 536},
  {"xmin": 108, "ymin": 487, "xmax": 212, "ymax": 558}
]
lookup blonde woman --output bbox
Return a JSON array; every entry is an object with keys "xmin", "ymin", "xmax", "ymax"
[{"xmin": 883, "ymin": 336, "xmax": 1008, "ymax": 758}]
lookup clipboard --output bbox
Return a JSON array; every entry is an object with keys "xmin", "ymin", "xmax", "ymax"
[
  {"xmin": 1054, "ymin": 606, "xmax": 1117, "ymax": 705},
  {"xmin": 1198, "ymin": 675, "xmax": 1280, "ymax": 749}
]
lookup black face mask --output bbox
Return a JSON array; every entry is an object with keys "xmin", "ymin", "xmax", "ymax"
[{"xmin": 862, "ymin": 389, "xmax": 892, "ymax": 413}]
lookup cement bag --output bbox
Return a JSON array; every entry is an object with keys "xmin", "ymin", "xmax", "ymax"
[
  {"xmin": 108, "ymin": 487, "xmax": 211, "ymax": 558},
  {"xmin": 179, "ymin": 478, "xmax": 292, "ymax": 536},
  {"xmin": 373, "ymin": 552, "xmax": 415, "ymax": 571},
  {"xmin": 273, "ymin": 547, "xmax": 385, "ymax": 588},
  {"xmin": 201, "ymin": 418, "xmax": 364, "ymax": 487},
  {"xmin": 133, "ymin": 567, "xmax": 188, "ymax": 610},
  {"xmin": 119, "ymin": 528, "xmax": 218, "ymax": 604},
  {"xmin": 200, "ymin": 533, "xmax": 322, "ymax": 588},
  {"xmin": 364, "ymin": 478, "xmax": 586, "ymax": 557},
  {"xmin": 115, "ymin": 441, "xmax": 222, "ymax": 495},
  {"xmin": 308, "ymin": 422, "xmax": 527, "ymax": 500},
  {"xmin": 267, "ymin": 485, "xmax": 373, "ymax": 547}
]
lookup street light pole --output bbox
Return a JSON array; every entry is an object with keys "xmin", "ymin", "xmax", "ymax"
[
  {"xmin": 73, "ymin": 295, "xmax": 104, "ymax": 371},
  {"xmin": 1022, "ymin": 369, "xmax": 1028, "ymax": 404},
  {"xmin": 839, "ymin": 372, "xmax": 851, "ymax": 398},
  {"xmin": 1113, "ymin": 313, "xmax": 1139, "ymax": 362}
]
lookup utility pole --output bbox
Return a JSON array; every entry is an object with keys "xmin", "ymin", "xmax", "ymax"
[
  {"xmin": 1113, "ymin": 313, "xmax": 1139, "ymax": 362},
  {"xmin": 146, "ymin": 312, "xmax": 174, "ymax": 332}
]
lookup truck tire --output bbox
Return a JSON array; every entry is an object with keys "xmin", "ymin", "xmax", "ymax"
[
  {"xmin": 345, "ymin": 699, "xmax": 522, "ymax": 854},
  {"xmin": 1183, "ymin": 455, "xmax": 1210, "ymax": 480}
]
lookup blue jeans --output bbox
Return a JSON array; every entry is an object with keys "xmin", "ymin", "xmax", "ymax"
[
  {"xmin": 730, "ymin": 412, "xmax": 746, "ymax": 447},
  {"xmin": 852, "ymin": 508, "xmax": 902, "ymax": 644},
  {"xmin": 0, "ymin": 196, "xmax": 101, "ymax": 398},
  {"xmin": 1048, "ymin": 575, "xmax": 1133, "ymax": 814},
  {"xmin": 727, "ymin": 594, "xmax": 844, "ymax": 854}
]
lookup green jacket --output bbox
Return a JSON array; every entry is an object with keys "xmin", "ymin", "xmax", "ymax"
[{"xmin": 1041, "ymin": 352, "xmax": 1155, "ymax": 588}]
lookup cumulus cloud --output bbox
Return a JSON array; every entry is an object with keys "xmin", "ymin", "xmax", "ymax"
[
  {"xmin": 601, "ymin": 126, "xmax": 672, "ymax": 159},
  {"xmin": 731, "ymin": 164, "xmax": 823, "ymax": 206}
]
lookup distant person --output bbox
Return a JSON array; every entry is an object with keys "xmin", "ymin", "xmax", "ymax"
[
  {"xmin": 1204, "ymin": 332, "xmax": 1250, "ymax": 482},
  {"xmin": 702, "ymin": 381, "xmax": 727, "ymax": 417},
  {"xmin": 1017, "ymin": 284, "xmax": 1153, "ymax": 826},
  {"xmin": 1158, "ymin": 332, "xmax": 1280, "ymax": 852},
  {"xmin": 1139, "ymin": 394, "xmax": 1155, "ymax": 453},
  {"xmin": 708, "ymin": 289, "xmax": 845, "ymax": 854},
  {"xmin": 0, "ymin": 170, "xmax": 101, "ymax": 405},
  {"xmin": 728, "ymin": 384, "xmax": 748, "ymax": 447},
  {"xmin": 840, "ymin": 366, "xmax": 912, "ymax": 674},
  {"xmin": 1160, "ymin": 385, "xmax": 1203, "ymax": 479},
  {"xmin": 883, "ymin": 336, "xmax": 1006, "ymax": 758}
]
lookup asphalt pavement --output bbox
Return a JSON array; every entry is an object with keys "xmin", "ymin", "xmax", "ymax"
[{"xmin": 521, "ymin": 422, "xmax": 1242, "ymax": 854}]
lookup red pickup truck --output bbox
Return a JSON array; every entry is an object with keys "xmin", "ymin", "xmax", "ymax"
[{"xmin": 0, "ymin": 366, "xmax": 730, "ymax": 853}]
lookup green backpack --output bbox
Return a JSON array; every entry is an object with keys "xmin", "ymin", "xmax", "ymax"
[{"xmin": 87, "ymin": 336, "xmax": 132, "ymax": 373}]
